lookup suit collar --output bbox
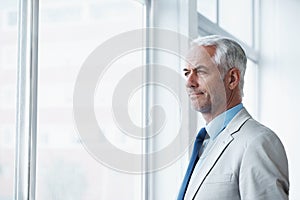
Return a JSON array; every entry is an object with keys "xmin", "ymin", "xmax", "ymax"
[
  {"xmin": 206, "ymin": 103, "xmax": 244, "ymax": 140},
  {"xmin": 224, "ymin": 107, "xmax": 252, "ymax": 136}
]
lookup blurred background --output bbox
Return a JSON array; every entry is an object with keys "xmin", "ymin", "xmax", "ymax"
[{"xmin": 0, "ymin": 0, "xmax": 299, "ymax": 199}]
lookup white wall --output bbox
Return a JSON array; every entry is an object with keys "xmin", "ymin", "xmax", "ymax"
[{"xmin": 260, "ymin": 0, "xmax": 300, "ymax": 199}]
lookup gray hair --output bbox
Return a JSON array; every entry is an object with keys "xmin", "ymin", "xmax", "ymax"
[{"xmin": 192, "ymin": 35, "xmax": 247, "ymax": 97}]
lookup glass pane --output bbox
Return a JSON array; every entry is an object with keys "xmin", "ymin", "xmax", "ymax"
[
  {"xmin": 219, "ymin": 0, "xmax": 253, "ymax": 46},
  {"xmin": 243, "ymin": 59, "xmax": 258, "ymax": 118},
  {"xmin": 0, "ymin": 0, "xmax": 18, "ymax": 199},
  {"xmin": 37, "ymin": 0, "xmax": 144, "ymax": 199},
  {"xmin": 197, "ymin": 0, "xmax": 217, "ymax": 23}
]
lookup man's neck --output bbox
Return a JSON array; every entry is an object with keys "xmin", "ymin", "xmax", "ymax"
[{"xmin": 202, "ymin": 101, "xmax": 242, "ymax": 124}]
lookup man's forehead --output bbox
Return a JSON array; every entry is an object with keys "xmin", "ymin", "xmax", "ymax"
[
  {"xmin": 187, "ymin": 45, "xmax": 215, "ymax": 58},
  {"xmin": 185, "ymin": 45, "xmax": 216, "ymax": 68}
]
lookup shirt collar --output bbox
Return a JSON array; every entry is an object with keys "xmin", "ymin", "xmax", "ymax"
[{"xmin": 205, "ymin": 103, "xmax": 243, "ymax": 140}]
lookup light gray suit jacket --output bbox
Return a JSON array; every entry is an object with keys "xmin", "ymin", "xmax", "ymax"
[{"xmin": 184, "ymin": 108, "xmax": 289, "ymax": 200}]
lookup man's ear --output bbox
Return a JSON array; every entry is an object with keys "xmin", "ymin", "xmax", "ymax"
[{"xmin": 227, "ymin": 68, "xmax": 240, "ymax": 90}]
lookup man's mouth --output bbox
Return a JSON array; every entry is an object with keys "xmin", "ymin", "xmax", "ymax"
[{"xmin": 188, "ymin": 91, "xmax": 205, "ymax": 97}]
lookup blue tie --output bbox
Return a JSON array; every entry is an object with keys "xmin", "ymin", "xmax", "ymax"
[{"xmin": 177, "ymin": 128, "xmax": 207, "ymax": 200}]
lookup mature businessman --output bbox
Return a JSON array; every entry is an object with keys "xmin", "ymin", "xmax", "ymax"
[{"xmin": 177, "ymin": 35, "xmax": 289, "ymax": 200}]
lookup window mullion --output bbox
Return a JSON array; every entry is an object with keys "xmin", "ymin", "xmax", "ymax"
[{"xmin": 14, "ymin": 0, "xmax": 39, "ymax": 199}]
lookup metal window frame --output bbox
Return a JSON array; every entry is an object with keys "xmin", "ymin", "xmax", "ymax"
[{"xmin": 14, "ymin": 0, "xmax": 39, "ymax": 199}]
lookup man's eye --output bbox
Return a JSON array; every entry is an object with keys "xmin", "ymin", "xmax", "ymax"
[{"xmin": 196, "ymin": 69, "xmax": 207, "ymax": 75}]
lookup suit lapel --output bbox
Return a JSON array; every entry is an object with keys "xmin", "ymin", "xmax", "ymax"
[{"xmin": 185, "ymin": 108, "xmax": 251, "ymax": 200}]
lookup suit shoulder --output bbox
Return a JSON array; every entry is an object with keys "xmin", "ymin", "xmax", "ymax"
[{"xmin": 234, "ymin": 118, "xmax": 283, "ymax": 147}]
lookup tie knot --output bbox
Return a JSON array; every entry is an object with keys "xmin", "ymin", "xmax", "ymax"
[{"xmin": 196, "ymin": 127, "xmax": 207, "ymax": 142}]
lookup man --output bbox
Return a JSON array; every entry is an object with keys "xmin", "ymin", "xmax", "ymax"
[{"xmin": 177, "ymin": 35, "xmax": 289, "ymax": 200}]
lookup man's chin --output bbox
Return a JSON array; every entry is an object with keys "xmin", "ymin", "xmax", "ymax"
[{"xmin": 191, "ymin": 103, "xmax": 210, "ymax": 113}]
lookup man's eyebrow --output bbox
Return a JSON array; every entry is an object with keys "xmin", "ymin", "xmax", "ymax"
[
  {"xmin": 195, "ymin": 65, "xmax": 207, "ymax": 70},
  {"xmin": 183, "ymin": 65, "xmax": 207, "ymax": 72}
]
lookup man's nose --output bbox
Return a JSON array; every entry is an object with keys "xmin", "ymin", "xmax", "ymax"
[{"xmin": 186, "ymin": 72, "xmax": 199, "ymax": 88}]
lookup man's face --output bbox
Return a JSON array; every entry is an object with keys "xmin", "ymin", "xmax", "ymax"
[{"xmin": 184, "ymin": 45, "xmax": 227, "ymax": 115}]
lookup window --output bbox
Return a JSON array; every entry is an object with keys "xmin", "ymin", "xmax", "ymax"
[
  {"xmin": 197, "ymin": 0, "xmax": 259, "ymax": 118},
  {"xmin": 219, "ymin": 0, "xmax": 253, "ymax": 46},
  {"xmin": 0, "ymin": 1, "xmax": 17, "ymax": 199},
  {"xmin": 197, "ymin": 0, "xmax": 258, "ymax": 48},
  {"xmin": 37, "ymin": 0, "xmax": 144, "ymax": 199},
  {"xmin": 197, "ymin": 0, "xmax": 217, "ymax": 23},
  {"xmin": 2, "ymin": 1, "xmax": 262, "ymax": 199}
]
